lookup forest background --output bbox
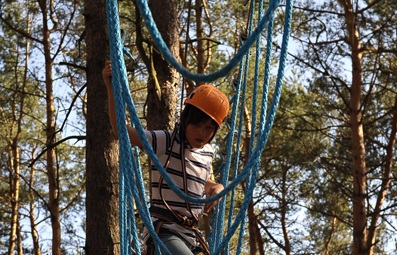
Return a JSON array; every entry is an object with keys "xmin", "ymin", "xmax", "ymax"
[{"xmin": 1, "ymin": 0, "xmax": 397, "ymax": 255}]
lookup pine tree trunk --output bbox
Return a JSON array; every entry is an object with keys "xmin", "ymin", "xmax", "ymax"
[
  {"xmin": 7, "ymin": 144, "xmax": 19, "ymax": 255},
  {"xmin": 339, "ymin": 1, "xmax": 368, "ymax": 254},
  {"xmin": 146, "ymin": 0, "xmax": 179, "ymax": 130},
  {"xmin": 41, "ymin": 8, "xmax": 62, "ymax": 252},
  {"xmin": 367, "ymin": 95, "xmax": 397, "ymax": 254},
  {"xmin": 7, "ymin": 22, "xmax": 30, "ymax": 255},
  {"xmin": 29, "ymin": 163, "xmax": 42, "ymax": 255},
  {"xmin": 84, "ymin": 0, "xmax": 121, "ymax": 254}
]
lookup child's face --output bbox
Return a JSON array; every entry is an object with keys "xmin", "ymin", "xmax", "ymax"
[{"xmin": 185, "ymin": 118, "xmax": 217, "ymax": 149}]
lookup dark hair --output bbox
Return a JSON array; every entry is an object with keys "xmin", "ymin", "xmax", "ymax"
[
  {"xmin": 181, "ymin": 104, "xmax": 218, "ymax": 127},
  {"xmin": 179, "ymin": 104, "xmax": 219, "ymax": 143}
]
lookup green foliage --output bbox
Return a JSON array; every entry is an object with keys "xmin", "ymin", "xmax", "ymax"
[
  {"xmin": 290, "ymin": 0, "xmax": 397, "ymax": 253},
  {"xmin": 0, "ymin": 0, "xmax": 87, "ymax": 253},
  {"xmin": 256, "ymin": 75, "xmax": 328, "ymax": 253},
  {"xmin": 1, "ymin": 0, "xmax": 397, "ymax": 254}
]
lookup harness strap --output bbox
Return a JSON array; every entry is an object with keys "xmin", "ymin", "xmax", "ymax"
[
  {"xmin": 145, "ymin": 220, "xmax": 165, "ymax": 255},
  {"xmin": 148, "ymin": 207, "xmax": 210, "ymax": 255},
  {"xmin": 150, "ymin": 206, "xmax": 198, "ymax": 228}
]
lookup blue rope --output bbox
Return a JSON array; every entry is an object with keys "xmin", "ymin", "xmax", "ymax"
[
  {"xmin": 237, "ymin": 1, "xmax": 268, "ymax": 254},
  {"xmin": 104, "ymin": 0, "xmax": 294, "ymax": 254},
  {"xmin": 134, "ymin": 0, "xmax": 282, "ymax": 83},
  {"xmin": 106, "ymin": 1, "xmax": 174, "ymax": 254}
]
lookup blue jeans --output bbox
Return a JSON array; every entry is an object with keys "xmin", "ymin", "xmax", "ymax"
[{"xmin": 156, "ymin": 233, "xmax": 195, "ymax": 255}]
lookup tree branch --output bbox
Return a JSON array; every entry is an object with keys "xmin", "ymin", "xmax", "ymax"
[{"xmin": 28, "ymin": 136, "xmax": 86, "ymax": 167}]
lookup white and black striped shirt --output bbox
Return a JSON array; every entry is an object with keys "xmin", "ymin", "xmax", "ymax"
[{"xmin": 143, "ymin": 130, "xmax": 213, "ymax": 247}]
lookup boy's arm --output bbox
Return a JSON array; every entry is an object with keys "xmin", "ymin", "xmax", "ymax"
[
  {"xmin": 102, "ymin": 60, "xmax": 143, "ymax": 148},
  {"xmin": 204, "ymin": 178, "xmax": 224, "ymax": 213}
]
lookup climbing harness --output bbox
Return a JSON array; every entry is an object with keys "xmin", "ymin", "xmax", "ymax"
[{"xmin": 146, "ymin": 207, "xmax": 210, "ymax": 255}]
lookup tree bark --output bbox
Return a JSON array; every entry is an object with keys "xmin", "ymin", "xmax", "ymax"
[
  {"xmin": 7, "ymin": 143, "xmax": 19, "ymax": 255},
  {"xmin": 146, "ymin": 0, "xmax": 179, "ymax": 130},
  {"xmin": 40, "ymin": 1, "xmax": 62, "ymax": 251},
  {"xmin": 243, "ymin": 105, "xmax": 265, "ymax": 255},
  {"xmin": 195, "ymin": 0, "xmax": 205, "ymax": 76},
  {"xmin": 29, "ymin": 161, "xmax": 42, "ymax": 255},
  {"xmin": 84, "ymin": 0, "xmax": 121, "ymax": 254},
  {"xmin": 367, "ymin": 95, "xmax": 397, "ymax": 254},
  {"xmin": 339, "ymin": 1, "xmax": 368, "ymax": 254}
]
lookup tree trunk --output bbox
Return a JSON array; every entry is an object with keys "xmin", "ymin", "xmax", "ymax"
[
  {"xmin": 37, "ymin": 1, "xmax": 62, "ymax": 253},
  {"xmin": 6, "ymin": 16, "xmax": 30, "ymax": 254},
  {"xmin": 146, "ymin": 0, "xmax": 179, "ymax": 130},
  {"xmin": 24, "ymin": 21, "xmax": 41, "ymax": 255},
  {"xmin": 242, "ymin": 105, "xmax": 265, "ymax": 255},
  {"xmin": 243, "ymin": 106, "xmax": 257, "ymax": 255},
  {"xmin": 7, "ymin": 144, "xmax": 19, "ymax": 255},
  {"xmin": 84, "ymin": 0, "xmax": 120, "ymax": 254},
  {"xmin": 280, "ymin": 167, "xmax": 291, "ymax": 255},
  {"xmin": 339, "ymin": 1, "xmax": 368, "ymax": 254},
  {"xmin": 41, "ymin": 5, "xmax": 62, "ymax": 252},
  {"xmin": 367, "ymin": 95, "xmax": 397, "ymax": 254},
  {"xmin": 195, "ymin": 0, "xmax": 205, "ymax": 76},
  {"xmin": 29, "ymin": 161, "xmax": 42, "ymax": 255}
]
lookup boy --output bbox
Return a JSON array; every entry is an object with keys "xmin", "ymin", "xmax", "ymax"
[{"xmin": 102, "ymin": 61, "xmax": 229, "ymax": 254}]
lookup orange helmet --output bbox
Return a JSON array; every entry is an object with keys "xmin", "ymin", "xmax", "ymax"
[{"xmin": 184, "ymin": 84, "xmax": 229, "ymax": 126}]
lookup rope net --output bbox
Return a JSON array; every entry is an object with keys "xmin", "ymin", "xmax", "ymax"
[{"xmin": 104, "ymin": 0, "xmax": 293, "ymax": 254}]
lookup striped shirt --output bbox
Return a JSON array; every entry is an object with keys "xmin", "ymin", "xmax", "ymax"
[{"xmin": 143, "ymin": 129, "xmax": 213, "ymax": 247}]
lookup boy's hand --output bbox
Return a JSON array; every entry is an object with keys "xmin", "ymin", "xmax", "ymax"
[
  {"xmin": 102, "ymin": 60, "xmax": 112, "ymax": 88},
  {"xmin": 204, "ymin": 181, "xmax": 224, "ymax": 214}
]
